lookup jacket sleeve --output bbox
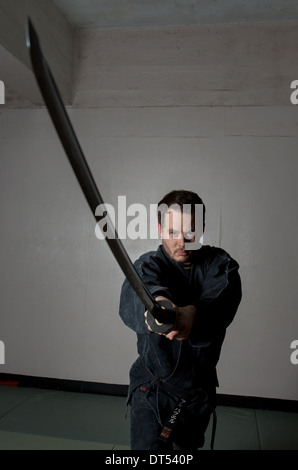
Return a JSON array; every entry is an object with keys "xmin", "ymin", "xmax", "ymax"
[
  {"xmin": 118, "ymin": 277, "xmax": 148, "ymax": 334},
  {"xmin": 188, "ymin": 250, "xmax": 242, "ymax": 347},
  {"xmin": 118, "ymin": 252, "xmax": 173, "ymax": 334}
]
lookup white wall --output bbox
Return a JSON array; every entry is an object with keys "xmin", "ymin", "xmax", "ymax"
[
  {"xmin": 1, "ymin": 105, "xmax": 298, "ymax": 400},
  {"xmin": 0, "ymin": 21, "xmax": 298, "ymax": 401}
]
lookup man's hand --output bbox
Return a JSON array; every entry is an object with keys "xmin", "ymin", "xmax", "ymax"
[{"xmin": 144, "ymin": 296, "xmax": 197, "ymax": 341}]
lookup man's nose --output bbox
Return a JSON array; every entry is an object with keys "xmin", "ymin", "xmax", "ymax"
[{"xmin": 176, "ymin": 233, "xmax": 185, "ymax": 246}]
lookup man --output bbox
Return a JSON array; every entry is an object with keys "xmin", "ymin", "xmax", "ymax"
[{"xmin": 119, "ymin": 189, "xmax": 242, "ymax": 450}]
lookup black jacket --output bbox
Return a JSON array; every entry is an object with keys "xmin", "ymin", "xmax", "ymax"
[{"xmin": 119, "ymin": 244, "xmax": 242, "ymax": 398}]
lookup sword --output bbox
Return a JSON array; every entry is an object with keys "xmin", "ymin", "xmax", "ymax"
[{"xmin": 25, "ymin": 18, "xmax": 176, "ymax": 334}]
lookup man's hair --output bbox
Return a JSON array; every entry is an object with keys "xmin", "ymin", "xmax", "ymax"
[{"xmin": 157, "ymin": 189, "xmax": 206, "ymax": 227}]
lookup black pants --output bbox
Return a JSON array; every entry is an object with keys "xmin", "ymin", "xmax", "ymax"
[{"xmin": 130, "ymin": 385, "xmax": 216, "ymax": 451}]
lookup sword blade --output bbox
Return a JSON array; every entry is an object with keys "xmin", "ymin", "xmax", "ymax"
[{"xmin": 26, "ymin": 18, "xmax": 160, "ymax": 315}]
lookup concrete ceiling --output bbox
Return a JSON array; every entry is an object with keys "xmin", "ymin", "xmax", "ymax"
[
  {"xmin": 2, "ymin": 0, "xmax": 298, "ymax": 108},
  {"xmin": 52, "ymin": 0, "xmax": 298, "ymax": 29}
]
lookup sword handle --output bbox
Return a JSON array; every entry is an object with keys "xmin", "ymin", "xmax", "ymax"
[{"xmin": 146, "ymin": 300, "xmax": 177, "ymax": 334}]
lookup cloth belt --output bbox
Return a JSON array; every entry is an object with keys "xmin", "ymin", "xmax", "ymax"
[{"xmin": 138, "ymin": 358, "xmax": 217, "ymax": 450}]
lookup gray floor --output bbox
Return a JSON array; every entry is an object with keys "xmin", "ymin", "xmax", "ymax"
[{"xmin": 0, "ymin": 385, "xmax": 298, "ymax": 450}]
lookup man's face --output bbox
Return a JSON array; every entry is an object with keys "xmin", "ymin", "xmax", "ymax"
[{"xmin": 158, "ymin": 209, "xmax": 197, "ymax": 264}]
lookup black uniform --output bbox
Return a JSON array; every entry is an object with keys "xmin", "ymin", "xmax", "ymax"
[{"xmin": 119, "ymin": 244, "xmax": 242, "ymax": 450}]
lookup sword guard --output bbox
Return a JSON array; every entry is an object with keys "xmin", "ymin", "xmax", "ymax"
[{"xmin": 146, "ymin": 300, "xmax": 176, "ymax": 334}]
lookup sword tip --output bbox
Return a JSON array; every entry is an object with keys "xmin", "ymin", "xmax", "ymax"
[
  {"xmin": 25, "ymin": 17, "xmax": 32, "ymax": 49},
  {"xmin": 25, "ymin": 17, "xmax": 38, "ymax": 50}
]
